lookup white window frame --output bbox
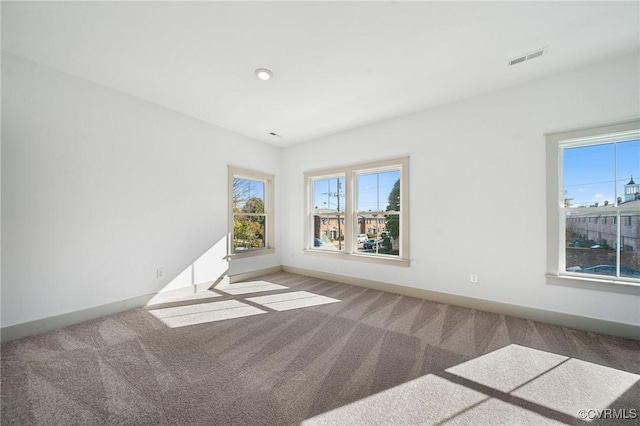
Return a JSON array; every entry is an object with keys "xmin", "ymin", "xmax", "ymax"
[
  {"xmin": 304, "ymin": 157, "xmax": 409, "ymax": 266},
  {"xmin": 228, "ymin": 166, "xmax": 275, "ymax": 259},
  {"xmin": 545, "ymin": 119, "xmax": 640, "ymax": 290}
]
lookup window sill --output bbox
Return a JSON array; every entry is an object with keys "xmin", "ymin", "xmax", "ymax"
[
  {"xmin": 303, "ymin": 249, "xmax": 410, "ymax": 267},
  {"xmin": 228, "ymin": 248, "xmax": 275, "ymax": 260},
  {"xmin": 545, "ymin": 273, "xmax": 640, "ymax": 295}
]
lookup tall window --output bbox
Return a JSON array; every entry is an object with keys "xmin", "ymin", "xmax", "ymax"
[
  {"xmin": 546, "ymin": 120, "xmax": 640, "ymax": 284},
  {"xmin": 311, "ymin": 175, "xmax": 346, "ymax": 252},
  {"xmin": 356, "ymin": 168, "xmax": 401, "ymax": 256},
  {"xmin": 229, "ymin": 167, "xmax": 274, "ymax": 256},
  {"xmin": 305, "ymin": 157, "xmax": 409, "ymax": 266}
]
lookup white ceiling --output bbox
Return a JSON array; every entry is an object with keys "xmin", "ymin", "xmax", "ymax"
[{"xmin": 3, "ymin": 1, "xmax": 639, "ymax": 147}]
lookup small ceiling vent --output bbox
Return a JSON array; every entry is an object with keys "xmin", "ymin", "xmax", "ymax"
[
  {"xmin": 508, "ymin": 47, "xmax": 547, "ymax": 66},
  {"xmin": 508, "ymin": 56, "xmax": 527, "ymax": 66}
]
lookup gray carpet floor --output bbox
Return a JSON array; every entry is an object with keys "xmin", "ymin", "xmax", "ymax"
[{"xmin": 2, "ymin": 272, "xmax": 639, "ymax": 425}]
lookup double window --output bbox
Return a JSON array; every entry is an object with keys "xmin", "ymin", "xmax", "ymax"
[
  {"xmin": 304, "ymin": 157, "xmax": 409, "ymax": 266},
  {"xmin": 229, "ymin": 167, "xmax": 274, "ymax": 257},
  {"xmin": 546, "ymin": 120, "xmax": 640, "ymax": 285}
]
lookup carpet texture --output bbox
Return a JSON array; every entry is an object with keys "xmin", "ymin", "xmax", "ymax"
[{"xmin": 2, "ymin": 272, "xmax": 639, "ymax": 425}]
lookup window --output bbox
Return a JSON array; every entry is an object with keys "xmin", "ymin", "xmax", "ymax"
[
  {"xmin": 229, "ymin": 167, "xmax": 274, "ymax": 257},
  {"xmin": 310, "ymin": 175, "xmax": 346, "ymax": 252},
  {"xmin": 304, "ymin": 157, "xmax": 409, "ymax": 266},
  {"xmin": 546, "ymin": 120, "xmax": 640, "ymax": 286}
]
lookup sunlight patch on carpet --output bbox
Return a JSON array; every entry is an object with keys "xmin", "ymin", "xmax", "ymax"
[
  {"xmin": 216, "ymin": 280, "xmax": 289, "ymax": 295},
  {"xmin": 247, "ymin": 291, "xmax": 340, "ymax": 311},
  {"xmin": 512, "ymin": 358, "xmax": 640, "ymax": 419},
  {"xmin": 305, "ymin": 344, "xmax": 639, "ymax": 424},
  {"xmin": 149, "ymin": 300, "xmax": 266, "ymax": 328},
  {"xmin": 447, "ymin": 344, "xmax": 640, "ymax": 422},
  {"xmin": 302, "ymin": 374, "xmax": 488, "ymax": 425},
  {"xmin": 446, "ymin": 344, "xmax": 568, "ymax": 393}
]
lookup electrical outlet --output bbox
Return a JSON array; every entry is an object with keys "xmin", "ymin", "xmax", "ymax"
[
  {"xmin": 157, "ymin": 268, "xmax": 164, "ymax": 279},
  {"xmin": 470, "ymin": 274, "xmax": 479, "ymax": 284}
]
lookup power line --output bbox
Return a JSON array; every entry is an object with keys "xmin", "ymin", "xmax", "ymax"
[{"xmin": 564, "ymin": 173, "xmax": 640, "ymax": 188}]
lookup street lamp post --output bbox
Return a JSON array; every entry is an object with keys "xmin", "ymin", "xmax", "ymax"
[
  {"xmin": 322, "ymin": 178, "xmax": 343, "ymax": 250},
  {"xmin": 372, "ymin": 213, "xmax": 380, "ymax": 254}
]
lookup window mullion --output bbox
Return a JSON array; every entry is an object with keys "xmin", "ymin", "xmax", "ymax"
[
  {"xmin": 611, "ymin": 141, "xmax": 617, "ymax": 277},
  {"xmin": 558, "ymin": 209, "xmax": 566, "ymax": 272},
  {"xmin": 616, "ymin": 211, "xmax": 621, "ymax": 277},
  {"xmin": 344, "ymin": 171, "xmax": 353, "ymax": 254}
]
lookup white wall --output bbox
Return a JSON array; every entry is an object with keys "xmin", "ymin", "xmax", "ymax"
[
  {"xmin": 1, "ymin": 53, "xmax": 281, "ymax": 327},
  {"xmin": 3, "ymin": 51, "xmax": 638, "ymax": 330},
  {"xmin": 281, "ymin": 53, "xmax": 640, "ymax": 326}
]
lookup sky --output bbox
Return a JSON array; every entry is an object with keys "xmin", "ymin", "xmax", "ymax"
[
  {"xmin": 313, "ymin": 170, "xmax": 400, "ymax": 212},
  {"xmin": 233, "ymin": 178, "xmax": 265, "ymax": 209},
  {"xmin": 237, "ymin": 171, "xmax": 401, "ymax": 213},
  {"xmin": 240, "ymin": 141, "xmax": 638, "ymax": 212},
  {"xmin": 564, "ymin": 139, "xmax": 640, "ymax": 207}
]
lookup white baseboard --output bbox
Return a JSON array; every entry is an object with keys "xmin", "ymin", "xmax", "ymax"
[
  {"xmin": 1, "ymin": 294, "xmax": 155, "ymax": 343},
  {"xmin": 0, "ymin": 266, "xmax": 282, "ymax": 343},
  {"xmin": 3, "ymin": 264, "xmax": 638, "ymax": 342},
  {"xmin": 282, "ymin": 265, "xmax": 640, "ymax": 341},
  {"xmin": 228, "ymin": 265, "xmax": 283, "ymax": 284}
]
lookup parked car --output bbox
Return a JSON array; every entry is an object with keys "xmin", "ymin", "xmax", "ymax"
[
  {"xmin": 363, "ymin": 238, "xmax": 383, "ymax": 249},
  {"xmin": 357, "ymin": 234, "xmax": 368, "ymax": 243},
  {"xmin": 314, "ymin": 238, "xmax": 326, "ymax": 247},
  {"xmin": 363, "ymin": 239, "xmax": 376, "ymax": 249},
  {"xmin": 569, "ymin": 264, "xmax": 640, "ymax": 278}
]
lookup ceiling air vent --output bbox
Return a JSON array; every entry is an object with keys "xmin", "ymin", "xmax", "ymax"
[
  {"xmin": 508, "ymin": 47, "xmax": 547, "ymax": 66},
  {"xmin": 508, "ymin": 56, "xmax": 527, "ymax": 66}
]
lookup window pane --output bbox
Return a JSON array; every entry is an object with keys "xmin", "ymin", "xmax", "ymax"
[
  {"xmin": 357, "ymin": 170, "xmax": 401, "ymax": 212},
  {"xmin": 313, "ymin": 177, "xmax": 345, "ymax": 212},
  {"xmin": 356, "ymin": 213, "xmax": 399, "ymax": 256},
  {"xmin": 566, "ymin": 212, "xmax": 616, "ymax": 250},
  {"xmin": 563, "ymin": 144, "xmax": 614, "ymax": 208},
  {"xmin": 621, "ymin": 212, "xmax": 640, "ymax": 278},
  {"xmin": 233, "ymin": 215, "xmax": 265, "ymax": 251},
  {"xmin": 621, "ymin": 215, "xmax": 640, "ymax": 277},
  {"xmin": 355, "ymin": 214, "xmax": 386, "ymax": 237},
  {"xmin": 617, "ymin": 139, "xmax": 640, "ymax": 204},
  {"xmin": 355, "ymin": 169, "xmax": 401, "ymax": 257},
  {"xmin": 233, "ymin": 178, "xmax": 265, "ymax": 213},
  {"xmin": 312, "ymin": 176, "xmax": 345, "ymax": 251},
  {"xmin": 566, "ymin": 212, "xmax": 616, "ymax": 277},
  {"xmin": 313, "ymin": 213, "xmax": 344, "ymax": 251},
  {"xmin": 617, "ymin": 140, "xmax": 640, "ymax": 278},
  {"xmin": 566, "ymin": 212, "xmax": 627, "ymax": 278}
]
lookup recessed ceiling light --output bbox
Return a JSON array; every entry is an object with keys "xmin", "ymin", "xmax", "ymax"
[{"xmin": 255, "ymin": 68, "xmax": 273, "ymax": 81}]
